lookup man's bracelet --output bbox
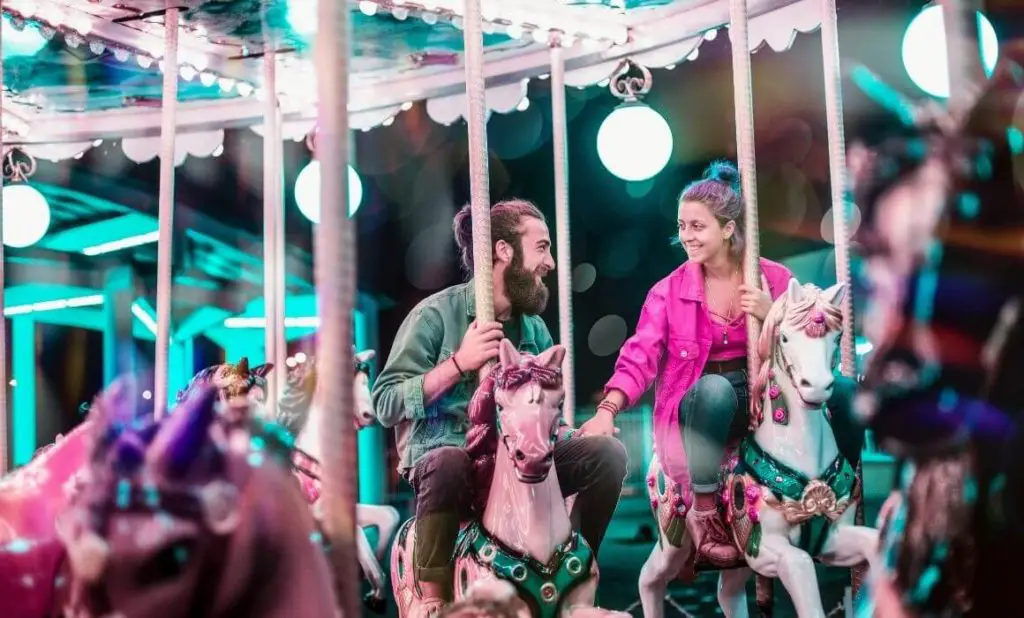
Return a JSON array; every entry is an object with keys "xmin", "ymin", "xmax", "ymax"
[{"xmin": 451, "ymin": 355, "xmax": 467, "ymax": 378}]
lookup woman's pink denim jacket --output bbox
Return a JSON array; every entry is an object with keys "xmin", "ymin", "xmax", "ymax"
[{"xmin": 604, "ymin": 258, "xmax": 793, "ymax": 485}]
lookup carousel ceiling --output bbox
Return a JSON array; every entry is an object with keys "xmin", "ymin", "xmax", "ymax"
[{"xmin": 2, "ymin": 0, "xmax": 822, "ymax": 157}]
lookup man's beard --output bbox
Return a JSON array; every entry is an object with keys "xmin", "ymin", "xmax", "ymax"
[{"xmin": 504, "ymin": 254, "xmax": 549, "ymax": 316}]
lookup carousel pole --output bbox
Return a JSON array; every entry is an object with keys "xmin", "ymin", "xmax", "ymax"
[
  {"xmin": 819, "ymin": 0, "xmax": 866, "ymax": 604},
  {"xmin": 0, "ymin": 16, "xmax": 7, "ymax": 474},
  {"xmin": 262, "ymin": 43, "xmax": 286, "ymax": 414},
  {"xmin": 463, "ymin": 0, "xmax": 495, "ymax": 331},
  {"xmin": 154, "ymin": 7, "xmax": 180, "ymax": 418},
  {"xmin": 549, "ymin": 41, "xmax": 575, "ymax": 424},
  {"xmin": 819, "ymin": 0, "xmax": 854, "ymax": 377},
  {"xmin": 729, "ymin": 1, "xmax": 773, "ymax": 613},
  {"xmin": 314, "ymin": 0, "xmax": 359, "ymax": 613},
  {"xmin": 940, "ymin": 0, "xmax": 986, "ymax": 119},
  {"xmin": 728, "ymin": 0, "xmax": 762, "ymax": 377}
]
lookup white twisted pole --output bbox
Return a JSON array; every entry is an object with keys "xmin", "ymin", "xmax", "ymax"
[
  {"xmin": 820, "ymin": 0, "xmax": 854, "ymax": 377},
  {"xmin": 154, "ymin": 7, "xmax": 179, "ymax": 418},
  {"xmin": 262, "ymin": 49, "xmax": 286, "ymax": 413},
  {"xmin": 550, "ymin": 43, "xmax": 575, "ymax": 424},
  {"xmin": 0, "ymin": 16, "xmax": 7, "ymax": 474},
  {"xmin": 315, "ymin": 0, "xmax": 359, "ymax": 613},
  {"xmin": 463, "ymin": 0, "xmax": 495, "ymax": 331},
  {"xmin": 728, "ymin": 0, "xmax": 762, "ymax": 382},
  {"xmin": 940, "ymin": 0, "xmax": 986, "ymax": 119}
]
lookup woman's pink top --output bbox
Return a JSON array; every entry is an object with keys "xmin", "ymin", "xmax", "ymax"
[
  {"xmin": 708, "ymin": 314, "xmax": 747, "ymax": 361},
  {"xmin": 603, "ymin": 258, "xmax": 793, "ymax": 485}
]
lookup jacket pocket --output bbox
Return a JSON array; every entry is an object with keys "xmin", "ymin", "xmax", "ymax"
[{"xmin": 666, "ymin": 337, "xmax": 701, "ymax": 384}]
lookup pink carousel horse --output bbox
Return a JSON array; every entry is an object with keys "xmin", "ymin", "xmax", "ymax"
[
  {"xmin": 55, "ymin": 376, "xmax": 337, "ymax": 617},
  {"xmin": 390, "ymin": 341, "xmax": 628, "ymax": 618},
  {"xmin": 0, "ymin": 354, "xmax": 381, "ymax": 617},
  {"xmin": 638, "ymin": 281, "xmax": 878, "ymax": 618}
]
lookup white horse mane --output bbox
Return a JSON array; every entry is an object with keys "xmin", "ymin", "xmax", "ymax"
[{"xmin": 751, "ymin": 282, "xmax": 843, "ymax": 423}]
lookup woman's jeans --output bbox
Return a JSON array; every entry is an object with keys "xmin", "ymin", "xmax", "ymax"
[{"xmin": 680, "ymin": 369, "xmax": 862, "ymax": 493}]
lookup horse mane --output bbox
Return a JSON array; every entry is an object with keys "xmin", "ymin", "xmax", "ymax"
[
  {"xmin": 463, "ymin": 359, "xmax": 563, "ymax": 515},
  {"xmin": 751, "ymin": 284, "xmax": 842, "ymax": 426}
]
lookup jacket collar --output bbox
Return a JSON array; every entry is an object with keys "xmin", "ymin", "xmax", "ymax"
[{"xmin": 677, "ymin": 261, "xmax": 706, "ymax": 302}]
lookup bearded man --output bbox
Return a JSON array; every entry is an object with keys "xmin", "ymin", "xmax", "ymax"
[{"xmin": 372, "ymin": 199, "xmax": 628, "ymax": 612}]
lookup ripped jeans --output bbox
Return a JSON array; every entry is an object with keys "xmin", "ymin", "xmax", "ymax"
[{"xmin": 680, "ymin": 369, "xmax": 862, "ymax": 493}]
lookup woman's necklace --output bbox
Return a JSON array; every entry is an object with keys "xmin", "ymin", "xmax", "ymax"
[{"xmin": 705, "ymin": 269, "xmax": 739, "ymax": 345}]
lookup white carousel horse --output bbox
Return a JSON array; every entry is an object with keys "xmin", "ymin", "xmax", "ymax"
[
  {"xmin": 638, "ymin": 280, "xmax": 879, "ymax": 618},
  {"xmin": 284, "ymin": 349, "xmax": 402, "ymax": 613},
  {"xmin": 390, "ymin": 341, "xmax": 628, "ymax": 618}
]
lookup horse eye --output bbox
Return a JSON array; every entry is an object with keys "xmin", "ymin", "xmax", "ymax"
[{"xmin": 780, "ymin": 333, "xmax": 789, "ymax": 344}]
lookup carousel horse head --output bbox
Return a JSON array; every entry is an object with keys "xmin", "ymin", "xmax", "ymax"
[
  {"xmin": 753, "ymin": 279, "xmax": 845, "ymax": 422},
  {"xmin": 275, "ymin": 348, "xmax": 377, "ymax": 438},
  {"xmin": 176, "ymin": 357, "xmax": 273, "ymax": 423},
  {"xmin": 57, "ymin": 375, "xmax": 336, "ymax": 617},
  {"xmin": 353, "ymin": 349, "xmax": 376, "ymax": 428},
  {"xmin": 465, "ymin": 340, "xmax": 565, "ymax": 501}
]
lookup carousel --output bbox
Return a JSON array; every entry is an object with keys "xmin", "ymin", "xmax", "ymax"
[{"xmin": 0, "ymin": 0, "xmax": 1005, "ymax": 617}]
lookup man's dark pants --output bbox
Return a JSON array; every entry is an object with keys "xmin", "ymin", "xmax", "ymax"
[{"xmin": 409, "ymin": 435, "xmax": 629, "ymax": 588}]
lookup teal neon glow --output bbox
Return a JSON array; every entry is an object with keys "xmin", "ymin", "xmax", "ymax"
[
  {"xmin": 223, "ymin": 316, "xmax": 320, "ymax": 328},
  {"xmin": 130, "ymin": 301, "xmax": 158, "ymax": 336},
  {"xmin": 83, "ymin": 230, "xmax": 160, "ymax": 256},
  {"xmin": 4, "ymin": 294, "xmax": 104, "ymax": 317},
  {"xmin": 12, "ymin": 318, "xmax": 36, "ymax": 466}
]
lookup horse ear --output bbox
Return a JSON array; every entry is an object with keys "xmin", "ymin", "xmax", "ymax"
[
  {"xmin": 237, "ymin": 357, "xmax": 250, "ymax": 374},
  {"xmin": 146, "ymin": 385, "xmax": 219, "ymax": 479},
  {"xmin": 785, "ymin": 278, "xmax": 804, "ymax": 302},
  {"xmin": 355, "ymin": 349, "xmax": 376, "ymax": 363},
  {"xmin": 821, "ymin": 282, "xmax": 847, "ymax": 308},
  {"xmin": 252, "ymin": 363, "xmax": 273, "ymax": 377},
  {"xmin": 498, "ymin": 339, "xmax": 519, "ymax": 367},
  {"xmin": 536, "ymin": 345, "xmax": 566, "ymax": 370}
]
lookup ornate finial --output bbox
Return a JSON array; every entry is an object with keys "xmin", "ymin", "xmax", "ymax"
[
  {"xmin": 3, "ymin": 148, "xmax": 37, "ymax": 183},
  {"xmin": 608, "ymin": 59, "xmax": 653, "ymax": 103}
]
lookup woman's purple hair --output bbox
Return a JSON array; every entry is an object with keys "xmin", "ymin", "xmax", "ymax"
[
  {"xmin": 675, "ymin": 160, "xmax": 746, "ymax": 261},
  {"xmin": 453, "ymin": 199, "xmax": 546, "ymax": 276}
]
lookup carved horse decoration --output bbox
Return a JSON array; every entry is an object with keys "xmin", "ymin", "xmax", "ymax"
[
  {"xmin": 390, "ymin": 341, "xmax": 628, "ymax": 618},
  {"xmin": 0, "ymin": 353, "xmax": 394, "ymax": 617},
  {"xmin": 638, "ymin": 281, "xmax": 878, "ymax": 618},
  {"xmin": 55, "ymin": 376, "xmax": 337, "ymax": 617},
  {"xmin": 281, "ymin": 350, "xmax": 402, "ymax": 613}
]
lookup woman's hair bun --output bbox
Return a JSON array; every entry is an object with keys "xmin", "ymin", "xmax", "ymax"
[{"xmin": 703, "ymin": 160, "xmax": 740, "ymax": 188}]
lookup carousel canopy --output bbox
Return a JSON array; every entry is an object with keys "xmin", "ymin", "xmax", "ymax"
[{"xmin": 3, "ymin": 0, "xmax": 821, "ymax": 163}]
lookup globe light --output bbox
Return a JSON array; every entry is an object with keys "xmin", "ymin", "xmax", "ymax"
[
  {"xmin": 597, "ymin": 102, "xmax": 673, "ymax": 182},
  {"xmin": 902, "ymin": 4, "xmax": 999, "ymax": 98},
  {"xmin": 2, "ymin": 17, "xmax": 47, "ymax": 57},
  {"xmin": 294, "ymin": 161, "xmax": 364, "ymax": 223},
  {"xmin": 286, "ymin": 0, "xmax": 317, "ymax": 37},
  {"xmin": 3, "ymin": 184, "xmax": 51, "ymax": 248}
]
